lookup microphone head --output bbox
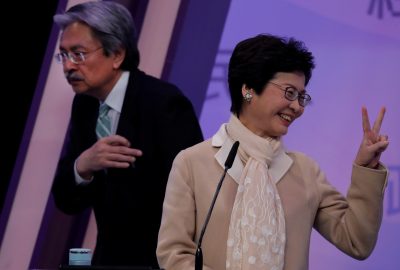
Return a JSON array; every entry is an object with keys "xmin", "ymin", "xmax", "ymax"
[{"xmin": 224, "ymin": 141, "xmax": 239, "ymax": 169}]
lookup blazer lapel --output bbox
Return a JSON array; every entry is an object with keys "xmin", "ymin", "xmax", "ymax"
[{"xmin": 116, "ymin": 70, "xmax": 141, "ymax": 148}]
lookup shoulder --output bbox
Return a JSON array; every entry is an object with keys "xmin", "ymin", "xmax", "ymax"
[
  {"xmin": 170, "ymin": 139, "xmax": 220, "ymax": 185},
  {"xmin": 286, "ymin": 150, "xmax": 321, "ymax": 173},
  {"xmin": 175, "ymin": 139, "xmax": 215, "ymax": 164},
  {"xmin": 132, "ymin": 70, "xmax": 184, "ymax": 97},
  {"xmin": 287, "ymin": 150, "xmax": 314, "ymax": 162}
]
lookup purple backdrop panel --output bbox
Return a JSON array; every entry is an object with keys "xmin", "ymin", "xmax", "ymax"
[{"xmin": 200, "ymin": 0, "xmax": 400, "ymax": 269}]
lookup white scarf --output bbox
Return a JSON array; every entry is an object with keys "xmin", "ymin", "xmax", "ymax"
[{"xmin": 225, "ymin": 115, "xmax": 286, "ymax": 270}]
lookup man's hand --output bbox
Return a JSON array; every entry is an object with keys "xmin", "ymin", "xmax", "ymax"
[{"xmin": 76, "ymin": 135, "xmax": 143, "ymax": 179}]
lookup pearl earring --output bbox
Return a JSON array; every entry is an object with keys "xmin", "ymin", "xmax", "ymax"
[{"xmin": 243, "ymin": 90, "xmax": 252, "ymax": 102}]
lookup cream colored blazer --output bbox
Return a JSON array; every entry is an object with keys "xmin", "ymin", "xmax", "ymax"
[{"xmin": 157, "ymin": 126, "xmax": 388, "ymax": 270}]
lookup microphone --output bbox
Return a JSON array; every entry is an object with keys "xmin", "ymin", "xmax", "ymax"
[{"xmin": 195, "ymin": 141, "xmax": 240, "ymax": 270}]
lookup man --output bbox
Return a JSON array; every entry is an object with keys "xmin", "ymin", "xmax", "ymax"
[{"xmin": 51, "ymin": 1, "xmax": 203, "ymax": 268}]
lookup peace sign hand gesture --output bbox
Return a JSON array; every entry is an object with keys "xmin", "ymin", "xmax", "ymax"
[{"xmin": 354, "ymin": 106, "xmax": 389, "ymax": 169}]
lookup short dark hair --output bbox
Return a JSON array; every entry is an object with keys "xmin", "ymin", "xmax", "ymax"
[
  {"xmin": 228, "ymin": 34, "xmax": 315, "ymax": 115},
  {"xmin": 54, "ymin": 1, "xmax": 140, "ymax": 70}
]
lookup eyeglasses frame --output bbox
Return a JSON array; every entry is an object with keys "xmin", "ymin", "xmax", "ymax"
[
  {"xmin": 54, "ymin": 47, "xmax": 103, "ymax": 65},
  {"xmin": 268, "ymin": 81, "xmax": 311, "ymax": 107}
]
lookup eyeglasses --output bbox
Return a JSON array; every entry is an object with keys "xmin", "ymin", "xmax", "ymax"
[
  {"xmin": 269, "ymin": 81, "xmax": 311, "ymax": 107},
  {"xmin": 54, "ymin": 47, "xmax": 103, "ymax": 64}
]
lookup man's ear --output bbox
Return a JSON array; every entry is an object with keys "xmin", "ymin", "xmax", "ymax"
[{"xmin": 112, "ymin": 47, "xmax": 126, "ymax": 69}]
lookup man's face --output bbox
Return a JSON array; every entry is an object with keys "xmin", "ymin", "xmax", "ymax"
[{"xmin": 58, "ymin": 22, "xmax": 123, "ymax": 100}]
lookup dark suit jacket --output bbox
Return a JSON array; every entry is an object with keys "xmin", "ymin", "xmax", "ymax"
[{"xmin": 52, "ymin": 69, "xmax": 203, "ymax": 268}]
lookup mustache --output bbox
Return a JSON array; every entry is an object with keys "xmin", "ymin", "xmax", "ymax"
[{"xmin": 65, "ymin": 71, "xmax": 83, "ymax": 82}]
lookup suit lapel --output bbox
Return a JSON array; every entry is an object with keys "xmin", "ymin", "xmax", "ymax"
[{"xmin": 116, "ymin": 70, "xmax": 142, "ymax": 149}]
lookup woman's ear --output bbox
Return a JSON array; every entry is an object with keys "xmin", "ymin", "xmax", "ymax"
[
  {"xmin": 241, "ymin": 84, "xmax": 248, "ymax": 97},
  {"xmin": 242, "ymin": 84, "xmax": 253, "ymax": 103}
]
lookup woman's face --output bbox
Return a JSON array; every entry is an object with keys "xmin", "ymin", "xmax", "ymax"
[{"xmin": 239, "ymin": 71, "xmax": 307, "ymax": 138}]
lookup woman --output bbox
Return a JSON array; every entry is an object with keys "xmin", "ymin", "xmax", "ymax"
[{"xmin": 156, "ymin": 34, "xmax": 389, "ymax": 270}]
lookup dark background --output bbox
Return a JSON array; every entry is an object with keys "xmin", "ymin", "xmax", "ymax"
[{"xmin": 1, "ymin": 1, "xmax": 60, "ymax": 213}]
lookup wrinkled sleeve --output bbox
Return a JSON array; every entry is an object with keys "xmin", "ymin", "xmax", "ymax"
[{"xmin": 314, "ymin": 162, "xmax": 388, "ymax": 259}]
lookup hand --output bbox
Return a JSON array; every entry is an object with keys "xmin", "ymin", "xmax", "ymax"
[
  {"xmin": 354, "ymin": 106, "xmax": 389, "ymax": 169},
  {"xmin": 76, "ymin": 135, "xmax": 143, "ymax": 179}
]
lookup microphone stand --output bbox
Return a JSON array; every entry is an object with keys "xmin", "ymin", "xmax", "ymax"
[{"xmin": 195, "ymin": 141, "xmax": 239, "ymax": 270}]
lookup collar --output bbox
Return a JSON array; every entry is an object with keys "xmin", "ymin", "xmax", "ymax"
[
  {"xmin": 103, "ymin": 71, "xmax": 130, "ymax": 113},
  {"xmin": 212, "ymin": 123, "xmax": 293, "ymax": 184}
]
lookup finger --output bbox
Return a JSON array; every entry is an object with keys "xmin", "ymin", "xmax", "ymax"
[
  {"xmin": 129, "ymin": 148, "xmax": 143, "ymax": 157},
  {"xmin": 372, "ymin": 106, "xmax": 386, "ymax": 134},
  {"xmin": 368, "ymin": 140, "xmax": 389, "ymax": 153},
  {"xmin": 120, "ymin": 148, "xmax": 142, "ymax": 157},
  {"xmin": 361, "ymin": 106, "xmax": 371, "ymax": 133},
  {"xmin": 106, "ymin": 160, "xmax": 132, "ymax": 169},
  {"xmin": 378, "ymin": 134, "xmax": 389, "ymax": 143},
  {"xmin": 106, "ymin": 153, "xmax": 137, "ymax": 164},
  {"xmin": 364, "ymin": 130, "xmax": 378, "ymax": 144},
  {"xmin": 109, "ymin": 146, "xmax": 143, "ymax": 157},
  {"xmin": 105, "ymin": 135, "xmax": 131, "ymax": 147}
]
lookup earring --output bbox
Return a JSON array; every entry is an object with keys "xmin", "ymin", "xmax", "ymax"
[{"xmin": 243, "ymin": 90, "xmax": 253, "ymax": 102}]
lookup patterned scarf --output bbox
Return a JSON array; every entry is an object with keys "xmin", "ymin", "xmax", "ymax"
[{"xmin": 225, "ymin": 115, "xmax": 286, "ymax": 270}]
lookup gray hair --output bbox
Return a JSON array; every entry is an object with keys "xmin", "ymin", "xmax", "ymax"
[{"xmin": 54, "ymin": 1, "xmax": 140, "ymax": 70}]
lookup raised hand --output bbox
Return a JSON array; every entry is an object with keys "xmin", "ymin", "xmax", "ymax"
[
  {"xmin": 354, "ymin": 106, "xmax": 389, "ymax": 169},
  {"xmin": 76, "ymin": 135, "xmax": 143, "ymax": 180}
]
